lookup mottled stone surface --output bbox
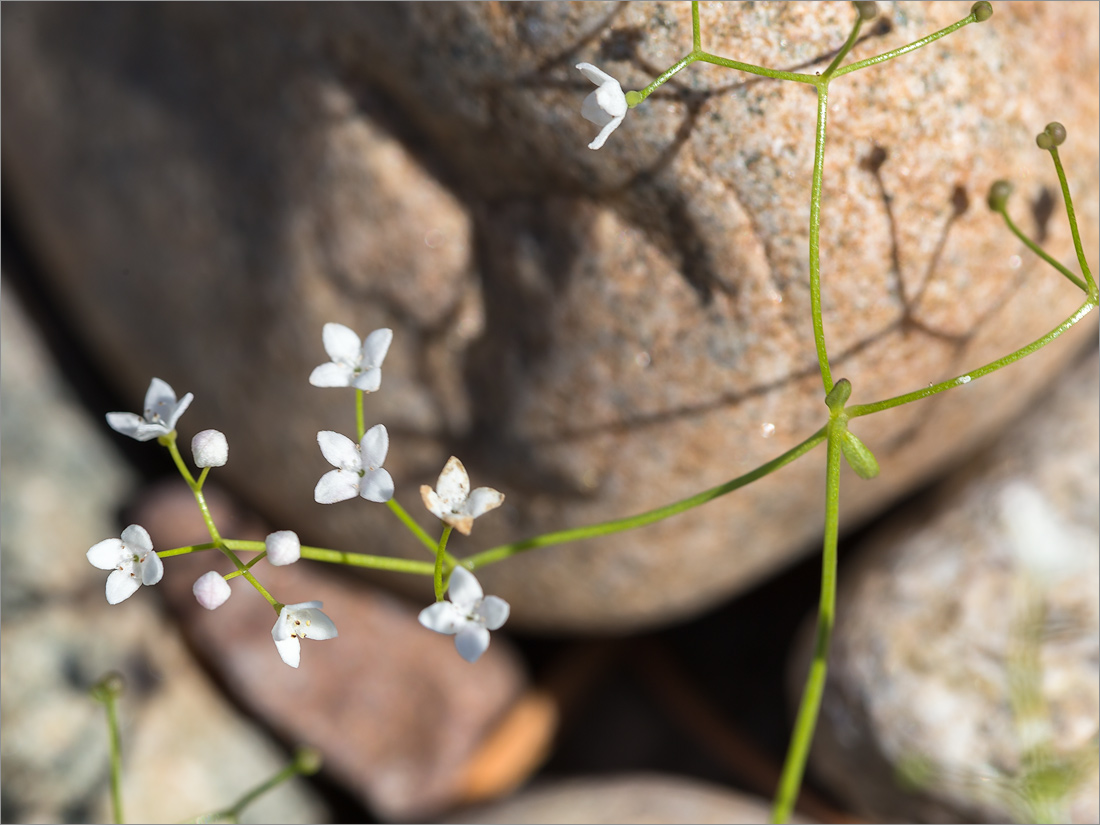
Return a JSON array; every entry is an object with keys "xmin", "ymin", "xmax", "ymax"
[
  {"xmin": 449, "ymin": 773, "xmax": 798, "ymax": 824},
  {"xmin": 3, "ymin": 2, "xmax": 1098, "ymax": 630},
  {"xmin": 0, "ymin": 291, "xmax": 327, "ymax": 824},
  {"xmin": 800, "ymin": 350, "xmax": 1099, "ymax": 823}
]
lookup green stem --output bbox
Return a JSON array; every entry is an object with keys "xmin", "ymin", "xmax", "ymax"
[
  {"xmin": 833, "ymin": 10, "xmax": 977, "ymax": 78},
  {"xmin": 464, "ymin": 426, "xmax": 828, "ymax": 570},
  {"xmin": 633, "ymin": 53, "xmax": 699, "ymax": 104},
  {"xmin": 355, "ymin": 389, "xmax": 365, "ymax": 440},
  {"xmin": 188, "ymin": 749, "xmax": 320, "ymax": 824},
  {"xmin": 434, "ymin": 526, "xmax": 453, "ymax": 601},
  {"xmin": 771, "ymin": 422, "xmax": 843, "ymax": 823},
  {"xmin": 846, "ymin": 297, "xmax": 1096, "ymax": 418},
  {"xmin": 105, "ymin": 692, "xmax": 124, "ymax": 824},
  {"xmin": 820, "ymin": 11, "xmax": 864, "ymax": 82},
  {"xmin": 808, "ymin": 85, "xmax": 834, "ymax": 394},
  {"xmin": 387, "ymin": 498, "xmax": 440, "ymax": 555},
  {"xmin": 691, "ymin": 0, "xmax": 700, "ymax": 52},
  {"xmin": 695, "ymin": 52, "xmax": 817, "ymax": 85},
  {"xmin": 999, "ymin": 208, "xmax": 1088, "ymax": 292},
  {"xmin": 1049, "ymin": 146, "xmax": 1095, "ymax": 292}
]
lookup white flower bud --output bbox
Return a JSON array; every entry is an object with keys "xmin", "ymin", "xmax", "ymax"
[
  {"xmin": 193, "ymin": 571, "xmax": 231, "ymax": 610},
  {"xmin": 266, "ymin": 530, "xmax": 301, "ymax": 566},
  {"xmin": 192, "ymin": 429, "xmax": 229, "ymax": 468}
]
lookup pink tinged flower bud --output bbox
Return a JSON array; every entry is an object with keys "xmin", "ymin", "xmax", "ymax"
[
  {"xmin": 266, "ymin": 530, "xmax": 301, "ymax": 566},
  {"xmin": 192, "ymin": 429, "xmax": 229, "ymax": 467},
  {"xmin": 193, "ymin": 570, "xmax": 231, "ymax": 610}
]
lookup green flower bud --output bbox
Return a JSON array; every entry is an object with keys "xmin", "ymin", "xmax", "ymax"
[
  {"xmin": 1044, "ymin": 121, "xmax": 1067, "ymax": 146},
  {"xmin": 987, "ymin": 180, "xmax": 1013, "ymax": 212},
  {"xmin": 971, "ymin": 2, "xmax": 993, "ymax": 22},
  {"xmin": 1036, "ymin": 131, "xmax": 1054, "ymax": 151},
  {"xmin": 825, "ymin": 378, "xmax": 853, "ymax": 413},
  {"xmin": 841, "ymin": 430, "xmax": 881, "ymax": 480},
  {"xmin": 90, "ymin": 672, "xmax": 125, "ymax": 703},
  {"xmin": 854, "ymin": 2, "xmax": 878, "ymax": 21},
  {"xmin": 294, "ymin": 746, "xmax": 324, "ymax": 776},
  {"xmin": 624, "ymin": 90, "xmax": 642, "ymax": 108}
]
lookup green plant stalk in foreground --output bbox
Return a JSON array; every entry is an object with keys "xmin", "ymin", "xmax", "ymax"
[{"xmin": 90, "ymin": 674, "xmax": 125, "ymax": 825}]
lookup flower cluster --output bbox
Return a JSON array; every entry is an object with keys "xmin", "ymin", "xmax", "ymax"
[{"xmin": 89, "ymin": 323, "xmax": 512, "ymax": 669}]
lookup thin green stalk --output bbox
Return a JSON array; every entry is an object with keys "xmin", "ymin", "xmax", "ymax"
[
  {"xmin": 846, "ymin": 297, "xmax": 1096, "ymax": 418},
  {"xmin": 771, "ymin": 423, "xmax": 843, "ymax": 823},
  {"xmin": 820, "ymin": 11, "xmax": 865, "ymax": 82},
  {"xmin": 833, "ymin": 11, "xmax": 978, "ymax": 78},
  {"xmin": 355, "ymin": 389, "xmax": 365, "ymax": 440},
  {"xmin": 465, "ymin": 425, "xmax": 828, "ymax": 570},
  {"xmin": 999, "ymin": 208, "xmax": 1087, "ymax": 292},
  {"xmin": 158, "ymin": 542, "xmax": 218, "ymax": 558},
  {"xmin": 189, "ymin": 748, "xmax": 321, "ymax": 824},
  {"xmin": 387, "ymin": 498, "xmax": 440, "ymax": 555},
  {"xmin": 434, "ymin": 526, "xmax": 453, "ymax": 601},
  {"xmin": 1048, "ymin": 146, "xmax": 1095, "ymax": 291},
  {"xmin": 808, "ymin": 86, "xmax": 834, "ymax": 394},
  {"xmin": 91, "ymin": 674, "xmax": 125, "ymax": 825},
  {"xmin": 633, "ymin": 53, "xmax": 699, "ymax": 104},
  {"xmin": 695, "ymin": 52, "xmax": 817, "ymax": 85},
  {"xmin": 691, "ymin": 0, "xmax": 700, "ymax": 52},
  {"xmin": 297, "ymin": 544, "xmax": 436, "ymax": 575}
]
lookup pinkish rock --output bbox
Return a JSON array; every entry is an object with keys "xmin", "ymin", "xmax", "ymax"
[{"xmin": 3, "ymin": 2, "xmax": 1097, "ymax": 631}]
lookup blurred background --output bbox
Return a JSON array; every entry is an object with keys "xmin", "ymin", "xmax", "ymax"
[{"xmin": 3, "ymin": 2, "xmax": 1097, "ymax": 822}]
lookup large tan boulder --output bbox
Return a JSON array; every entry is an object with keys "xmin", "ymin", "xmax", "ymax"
[{"xmin": 3, "ymin": 2, "xmax": 1097, "ymax": 630}]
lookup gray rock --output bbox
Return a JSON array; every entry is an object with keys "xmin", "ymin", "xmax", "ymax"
[
  {"xmin": 800, "ymin": 350, "xmax": 1099, "ymax": 823},
  {"xmin": 448, "ymin": 773, "xmax": 800, "ymax": 824},
  {"xmin": 0, "ymin": 291, "xmax": 327, "ymax": 823},
  {"xmin": 3, "ymin": 2, "xmax": 1098, "ymax": 630}
]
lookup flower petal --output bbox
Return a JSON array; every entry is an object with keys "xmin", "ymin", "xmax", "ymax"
[
  {"xmin": 105, "ymin": 569, "xmax": 141, "ymax": 605},
  {"xmin": 581, "ymin": 89, "xmax": 615, "ymax": 128},
  {"xmin": 309, "ymin": 362, "xmax": 353, "ymax": 387},
  {"xmin": 435, "ymin": 456, "xmax": 470, "ymax": 505},
  {"xmin": 120, "ymin": 524, "xmax": 153, "ymax": 554},
  {"xmin": 315, "ymin": 469, "xmax": 360, "ymax": 504},
  {"xmin": 321, "ymin": 322, "xmax": 362, "ymax": 365},
  {"xmin": 351, "ymin": 367, "xmax": 382, "ymax": 393},
  {"xmin": 360, "ymin": 328, "xmax": 393, "ymax": 368},
  {"xmin": 106, "ymin": 412, "xmax": 168, "ymax": 441},
  {"xmin": 479, "ymin": 595, "xmax": 511, "ymax": 631},
  {"xmin": 139, "ymin": 550, "xmax": 164, "ymax": 586},
  {"xmin": 359, "ymin": 424, "xmax": 389, "ymax": 468},
  {"xmin": 87, "ymin": 538, "xmax": 124, "ymax": 570},
  {"xmin": 359, "ymin": 468, "xmax": 394, "ymax": 503},
  {"xmin": 418, "ymin": 601, "xmax": 463, "ymax": 635},
  {"xmin": 297, "ymin": 607, "xmax": 338, "ymax": 641},
  {"xmin": 455, "ymin": 625, "xmax": 491, "ymax": 663},
  {"xmin": 576, "ymin": 61, "xmax": 617, "ymax": 87},
  {"xmin": 447, "ymin": 566, "xmax": 484, "ymax": 608},
  {"xmin": 317, "ymin": 431, "xmax": 361, "ymax": 471},
  {"xmin": 465, "ymin": 487, "xmax": 504, "ymax": 520},
  {"xmin": 144, "ymin": 377, "xmax": 178, "ymax": 412},
  {"xmin": 588, "ymin": 113, "xmax": 625, "ymax": 151},
  {"xmin": 163, "ymin": 392, "xmax": 194, "ymax": 431},
  {"xmin": 274, "ymin": 635, "xmax": 301, "ymax": 668},
  {"xmin": 420, "ymin": 485, "xmax": 448, "ymax": 521}
]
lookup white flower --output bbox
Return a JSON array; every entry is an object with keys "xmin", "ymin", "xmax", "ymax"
[
  {"xmin": 86, "ymin": 524, "xmax": 164, "ymax": 604},
  {"xmin": 314, "ymin": 425, "xmax": 394, "ymax": 504},
  {"xmin": 420, "ymin": 456, "xmax": 503, "ymax": 536},
  {"xmin": 193, "ymin": 570, "xmax": 231, "ymax": 610},
  {"xmin": 106, "ymin": 378, "xmax": 193, "ymax": 441},
  {"xmin": 577, "ymin": 62, "xmax": 628, "ymax": 150},
  {"xmin": 271, "ymin": 601, "xmax": 338, "ymax": 668},
  {"xmin": 418, "ymin": 567, "xmax": 510, "ymax": 663},
  {"xmin": 192, "ymin": 429, "xmax": 228, "ymax": 468},
  {"xmin": 309, "ymin": 323, "xmax": 393, "ymax": 392},
  {"xmin": 266, "ymin": 530, "xmax": 301, "ymax": 566}
]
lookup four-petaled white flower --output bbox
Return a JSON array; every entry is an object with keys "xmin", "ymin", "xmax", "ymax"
[
  {"xmin": 265, "ymin": 530, "xmax": 301, "ymax": 566},
  {"xmin": 309, "ymin": 323, "xmax": 393, "ymax": 392},
  {"xmin": 192, "ymin": 428, "xmax": 228, "ymax": 468},
  {"xmin": 272, "ymin": 601, "xmax": 338, "ymax": 668},
  {"xmin": 576, "ymin": 62, "xmax": 628, "ymax": 150},
  {"xmin": 420, "ymin": 456, "xmax": 503, "ymax": 536},
  {"xmin": 106, "ymin": 378, "xmax": 193, "ymax": 441},
  {"xmin": 314, "ymin": 425, "xmax": 394, "ymax": 504},
  {"xmin": 418, "ymin": 567, "xmax": 510, "ymax": 663},
  {"xmin": 87, "ymin": 524, "xmax": 164, "ymax": 604},
  {"xmin": 193, "ymin": 570, "xmax": 232, "ymax": 610}
]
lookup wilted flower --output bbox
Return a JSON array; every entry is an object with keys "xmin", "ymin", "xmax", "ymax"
[{"xmin": 420, "ymin": 456, "xmax": 503, "ymax": 536}]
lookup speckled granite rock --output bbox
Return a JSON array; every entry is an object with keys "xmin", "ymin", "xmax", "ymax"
[
  {"xmin": 3, "ymin": 2, "xmax": 1098, "ymax": 630},
  {"xmin": 448, "ymin": 773, "xmax": 802, "ymax": 824},
  {"xmin": 799, "ymin": 350, "xmax": 1099, "ymax": 823},
  {"xmin": 0, "ymin": 291, "xmax": 327, "ymax": 824}
]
